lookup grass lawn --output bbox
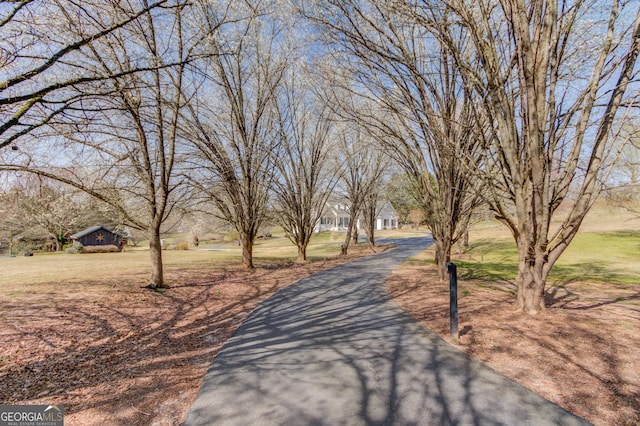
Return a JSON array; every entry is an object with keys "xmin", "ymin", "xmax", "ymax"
[
  {"xmin": 0, "ymin": 232, "xmax": 352, "ymax": 287},
  {"xmin": 455, "ymin": 230, "xmax": 640, "ymax": 287}
]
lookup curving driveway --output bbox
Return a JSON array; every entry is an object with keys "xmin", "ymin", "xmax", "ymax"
[{"xmin": 185, "ymin": 236, "xmax": 589, "ymax": 426}]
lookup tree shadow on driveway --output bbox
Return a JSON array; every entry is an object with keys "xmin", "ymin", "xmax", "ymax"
[{"xmin": 185, "ymin": 238, "xmax": 589, "ymax": 426}]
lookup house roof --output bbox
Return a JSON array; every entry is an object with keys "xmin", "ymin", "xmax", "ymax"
[
  {"xmin": 321, "ymin": 199, "xmax": 398, "ymax": 219},
  {"xmin": 70, "ymin": 226, "xmax": 116, "ymax": 240},
  {"xmin": 376, "ymin": 200, "xmax": 399, "ymax": 218}
]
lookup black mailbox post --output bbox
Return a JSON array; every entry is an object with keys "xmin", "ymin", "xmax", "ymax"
[{"xmin": 447, "ymin": 262, "xmax": 458, "ymax": 338}]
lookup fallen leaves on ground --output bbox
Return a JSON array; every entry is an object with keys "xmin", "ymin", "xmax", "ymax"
[
  {"xmin": 0, "ymin": 247, "xmax": 383, "ymax": 426},
  {"xmin": 387, "ymin": 262, "xmax": 640, "ymax": 426}
]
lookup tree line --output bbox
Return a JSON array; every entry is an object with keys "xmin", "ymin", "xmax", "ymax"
[{"xmin": 1, "ymin": 0, "xmax": 638, "ymax": 314}]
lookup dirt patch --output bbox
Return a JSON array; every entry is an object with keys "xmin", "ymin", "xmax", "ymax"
[
  {"xmin": 0, "ymin": 246, "xmax": 385, "ymax": 426},
  {"xmin": 387, "ymin": 262, "xmax": 640, "ymax": 426}
]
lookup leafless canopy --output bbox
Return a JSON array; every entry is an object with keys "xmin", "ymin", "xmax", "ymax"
[
  {"xmin": 429, "ymin": 0, "xmax": 640, "ymax": 311},
  {"xmin": 184, "ymin": 0, "xmax": 289, "ymax": 268},
  {"xmin": 271, "ymin": 67, "xmax": 338, "ymax": 262},
  {"xmin": 303, "ymin": 0, "xmax": 484, "ymax": 278},
  {"xmin": 1, "ymin": 0, "xmax": 203, "ymax": 287},
  {"xmin": 0, "ymin": 0, "xmax": 168, "ymax": 150},
  {"xmin": 335, "ymin": 126, "xmax": 389, "ymax": 256}
]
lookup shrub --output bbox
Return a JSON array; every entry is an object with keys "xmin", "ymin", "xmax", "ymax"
[
  {"xmin": 65, "ymin": 246, "xmax": 79, "ymax": 254},
  {"xmin": 177, "ymin": 242, "xmax": 190, "ymax": 250},
  {"xmin": 82, "ymin": 245, "xmax": 121, "ymax": 254}
]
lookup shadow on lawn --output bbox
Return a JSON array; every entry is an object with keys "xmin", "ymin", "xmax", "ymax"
[{"xmin": 546, "ymin": 284, "xmax": 640, "ymax": 311}]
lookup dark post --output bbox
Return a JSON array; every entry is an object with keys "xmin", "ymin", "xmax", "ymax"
[{"xmin": 447, "ymin": 262, "xmax": 458, "ymax": 338}]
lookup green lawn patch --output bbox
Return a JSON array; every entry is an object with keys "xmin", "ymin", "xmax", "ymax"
[{"xmin": 456, "ymin": 231, "xmax": 640, "ymax": 286}]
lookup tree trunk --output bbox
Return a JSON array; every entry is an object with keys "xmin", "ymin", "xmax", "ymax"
[
  {"xmin": 363, "ymin": 216, "xmax": 376, "ymax": 252},
  {"xmin": 296, "ymin": 244, "xmax": 307, "ymax": 262},
  {"xmin": 367, "ymin": 233, "xmax": 376, "ymax": 253},
  {"xmin": 363, "ymin": 225, "xmax": 376, "ymax": 253},
  {"xmin": 434, "ymin": 240, "xmax": 451, "ymax": 282},
  {"xmin": 341, "ymin": 222, "xmax": 353, "ymax": 256},
  {"xmin": 241, "ymin": 232, "xmax": 254, "ymax": 269},
  {"xmin": 515, "ymin": 248, "xmax": 548, "ymax": 314},
  {"xmin": 148, "ymin": 230, "xmax": 165, "ymax": 288},
  {"xmin": 54, "ymin": 231, "xmax": 64, "ymax": 252}
]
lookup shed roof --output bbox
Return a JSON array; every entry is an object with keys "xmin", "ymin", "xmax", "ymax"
[{"xmin": 70, "ymin": 226, "xmax": 116, "ymax": 240}]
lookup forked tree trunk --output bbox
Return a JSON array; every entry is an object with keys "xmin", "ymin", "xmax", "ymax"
[
  {"xmin": 148, "ymin": 229, "xmax": 165, "ymax": 288},
  {"xmin": 292, "ymin": 228, "xmax": 310, "ymax": 262},
  {"xmin": 240, "ymin": 231, "xmax": 254, "ymax": 269},
  {"xmin": 341, "ymin": 220, "xmax": 354, "ymax": 256},
  {"xmin": 297, "ymin": 244, "xmax": 307, "ymax": 262},
  {"xmin": 434, "ymin": 239, "xmax": 451, "ymax": 282},
  {"xmin": 515, "ymin": 242, "xmax": 550, "ymax": 314},
  {"xmin": 366, "ymin": 228, "xmax": 376, "ymax": 253},
  {"xmin": 363, "ymin": 214, "xmax": 376, "ymax": 252}
]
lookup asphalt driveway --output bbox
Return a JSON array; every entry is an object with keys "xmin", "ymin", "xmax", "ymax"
[{"xmin": 184, "ymin": 236, "xmax": 589, "ymax": 425}]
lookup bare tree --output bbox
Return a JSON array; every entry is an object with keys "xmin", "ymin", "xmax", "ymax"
[
  {"xmin": 385, "ymin": 171, "xmax": 422, "ymax": 226},
  {"xmin": 605, "ymin": 120, "xmax": 640, "ymax": 216},
  {"xmin": 360, "ymin": 183, "xmax": 384, "ymax": 252},
  {"xmin": 19, "ymin": 185, "xmax": 91, "ymax": 252},
  {"xmin": 0, "ymin": 179, "xmax": 26, "ymax": 254},
  {"xmin": 612, "ymin": 121, "xmax": 640, "ymax": 189},
  {"xmin": 184, "ymin": 0, "xmax": 288, "ymax": 268},
  {"xmin": 432, "ymin": 0, "xmax": 640, "ymax": 313},
  {"xmin": 0, "ymin": 0, "xmax": 167, "ymax": 150},
  {"xmin": 304, "ymin": 1, "xmax": 483, "ymax": 279},
  {"xmin": 336, "ymin": 127, "xmax": 388, "ymax": 256},
  {"xmin": 272, "ymin": 69, "xmax": 338, "ymax": 262},
  {"xmin": 1, "ymin": 0, "xmax": 201, "ymax": 288}
]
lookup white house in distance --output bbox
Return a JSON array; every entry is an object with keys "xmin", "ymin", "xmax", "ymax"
[
  {"xmin": 314, "ymin": 200, "xmax": 399, "ymax": 232},
  {"xmin": 373, "ymin": 201, "xmax": 400, "ymax": 230}
]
